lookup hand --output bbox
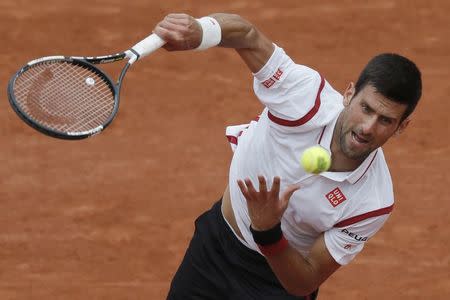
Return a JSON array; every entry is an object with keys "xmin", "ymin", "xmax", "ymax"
[
  {"xmin": 153, "ymin": 13, "xmax": 202, "ymax": 51},
  {"xmin": 237, "ymin": 176, "xmax": 300, "ymax": 231}
]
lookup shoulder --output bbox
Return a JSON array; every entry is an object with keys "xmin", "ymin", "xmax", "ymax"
[{"xmin": 252, "ymin": 45, "xmax": 344, "ymax": 132}]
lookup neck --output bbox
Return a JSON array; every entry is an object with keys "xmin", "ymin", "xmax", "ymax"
[{"xmin": 329, "ymin": 113, "xmax": 366, "ymax": 172}]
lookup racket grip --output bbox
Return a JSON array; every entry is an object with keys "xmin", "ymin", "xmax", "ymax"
[{"xmin": 131, "ymin": 34, "xmax": 165, "ymax": 59}]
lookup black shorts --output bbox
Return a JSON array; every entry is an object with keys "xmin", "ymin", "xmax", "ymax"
[{"xmin": 166, "ymin": 200, "xmax": 319, "ymax": 300}]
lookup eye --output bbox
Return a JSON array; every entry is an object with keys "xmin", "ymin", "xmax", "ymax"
[
  {"xmin": 361, "ymin": 103, "xmax": 370, "ymax": 113},
  {"xmin": 379, "ymin": 116, "xmax": 393, "ymax": 125}
]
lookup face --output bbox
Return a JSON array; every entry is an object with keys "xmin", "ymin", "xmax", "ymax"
[{"xmin": 337, "ymin": 84, "xmax": 410, "ymax": 160}]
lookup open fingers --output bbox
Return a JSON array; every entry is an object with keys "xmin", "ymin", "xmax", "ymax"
[
  {"xmin": 269, "ymin": 176, "xmax": 281, "ymax": 197},
  {"xmin": 244, "ymin": 178, "xmax": 257, "ymax": 196},
  {"xmin": 283, "ymin": 183, "xmax": 301, "ymax": 199},
  {"xmin": 280, "ymin": 183, "xmax": 301, "ymax": 208},
  {"xmin": 238, "ymin": 176, "xmax": 295, "ymax": 204},
  {"xmin": 237, "ymin": 178, "xmax": 258, "ymax": 202},
  {"xmin": 258, "ymin": 175, "xmax": 267, "ymax": 193},
  {"xmin": 237, "ymin": 179, "xmax": 250, "ymax": 200}
]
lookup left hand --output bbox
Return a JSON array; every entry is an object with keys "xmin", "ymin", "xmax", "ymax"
[{"xmin": 237, "ymin": 176, "xmax": 300, "ymax": 231}]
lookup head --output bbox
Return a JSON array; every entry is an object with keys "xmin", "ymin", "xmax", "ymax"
[{"xmin": 337, "ymin": 53, "xmax": 422, "ymax": 160}]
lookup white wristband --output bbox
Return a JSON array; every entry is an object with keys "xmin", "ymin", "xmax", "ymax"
[{"xmin": 195, "ymin": 17, "xmax": 222, "ymax": 51}]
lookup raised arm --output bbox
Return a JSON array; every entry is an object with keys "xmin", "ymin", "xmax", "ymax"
[{"xmin": 153, "ymin": 13, "xmax": 274, "ymax": 73}]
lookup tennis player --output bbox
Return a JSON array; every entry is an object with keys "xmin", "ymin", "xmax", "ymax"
[{"xmin": 153, "ymin": 13, "xmax": 422, "ymax": 300}]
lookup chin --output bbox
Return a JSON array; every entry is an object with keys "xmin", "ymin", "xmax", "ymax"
[
  {"xmin": 343, "ymin": 149, "xmax": 370, "ymax": 160},
  {"xmin": 341, "ymin": 139, "xmax": 372, "ymax": 160},
  {"xmin": 345, "ymin": 144, "xmax": 375, "ymax": 160}
]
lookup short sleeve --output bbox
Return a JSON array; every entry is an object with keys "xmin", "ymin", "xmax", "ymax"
[
  {"xmin": 324, "ymin": 214, "xmax": 390, "ymax": 265},
  {"xmin": 252, "ymin": 45, "xmax": 343, "ymax": 132},
  {"xmin": 253, "ymin": 45, "xmax": 322, "ymax": 122}
]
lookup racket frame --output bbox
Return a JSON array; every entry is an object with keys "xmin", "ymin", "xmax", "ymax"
[{"xmin": 7, "ymin": 54, "xmax": 130, "ymax": 140}]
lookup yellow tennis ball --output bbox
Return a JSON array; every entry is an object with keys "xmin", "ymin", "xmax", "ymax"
[{"xmin": 300, "ymin": 146, "xmax": 331, "ymax": 174}]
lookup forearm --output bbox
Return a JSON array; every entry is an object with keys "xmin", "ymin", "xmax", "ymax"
[
  {"xmin": 266, "ymin": 246, "xmax": 320, "ymax": 296},
  {"xmin": 209, "ymin": 13, "xmax": 274, "ymax": 73},
  {"xmin": 263, "ymin": 234, "xmax": 340, "ymax": 296},
  {"xmin": 207, "ymin": 13, "xmax": 259, "ymax": 48}
]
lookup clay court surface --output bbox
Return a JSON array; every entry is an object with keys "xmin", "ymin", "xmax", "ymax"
[{"xmin": 1, "ymin": 0, "xmax": 449, "ymax": 299}]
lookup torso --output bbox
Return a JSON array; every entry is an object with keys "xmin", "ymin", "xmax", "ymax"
[{"xmin": 222, "ymin": 185, "xmax": 245, "ymax": 240}]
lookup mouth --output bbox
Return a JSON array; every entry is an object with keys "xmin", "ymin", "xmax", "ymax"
[{"xmin": 351, "ymin": 131, "xmax": 369, "ymax": 144}]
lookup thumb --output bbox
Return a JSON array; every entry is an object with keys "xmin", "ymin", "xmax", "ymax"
[{"xmin": 280, "ymin": 183, "xmax": 301, "ymax": 208}]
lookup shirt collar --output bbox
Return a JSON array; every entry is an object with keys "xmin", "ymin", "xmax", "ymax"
[{"xmin": 317, "ymin": 113, "xmax": 378, "ymax": 184}]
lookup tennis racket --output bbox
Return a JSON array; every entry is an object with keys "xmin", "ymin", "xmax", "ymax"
[{"xmin": 7, "ymin": 33, "xmax": 165, "ymax": 140}]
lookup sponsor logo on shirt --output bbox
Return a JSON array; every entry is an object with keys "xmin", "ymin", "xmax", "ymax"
[
  {"xmin": 344, "ymin": 244, "xmax": 353, "ymax": 250},
  {"xmin": 326, "ymin": 187, "xmax": 347, "ymax": 207},
  {"xmin": 341, "ymin": 228, "xmax": 368, "ymax": 242},
  {"xmin": 262, "ymin": 68, "xmax": 283, "ymax": 88}
]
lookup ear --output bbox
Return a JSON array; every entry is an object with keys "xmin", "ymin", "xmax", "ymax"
[
  {"xmin": 343, "ymin": 82, "xmax": 355, "ymax": 107},
  {"xmin": 395, "ymin": 117, "xmax": 411, "ymax": 136}
]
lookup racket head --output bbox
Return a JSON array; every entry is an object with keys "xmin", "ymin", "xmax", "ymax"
[{"xmin": 7, "ymin": 56, "xmax": 119, "ymax": 140}]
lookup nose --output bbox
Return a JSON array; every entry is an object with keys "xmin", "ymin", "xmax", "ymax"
[{"xmin": 360, "ymin": 115, "xmax": 377, "ymax": 137}]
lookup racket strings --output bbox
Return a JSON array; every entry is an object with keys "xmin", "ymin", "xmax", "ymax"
[
  {"xmin": 16, "ymin": 64, "xmax": 110, "ymax": 131},
  {"xmin": 13, "ymin": 60, "xmax": 115, "ymax": 133},
  {"xmin": 18, "ymin": 62, "xmax": 113, "ymax": 130}
]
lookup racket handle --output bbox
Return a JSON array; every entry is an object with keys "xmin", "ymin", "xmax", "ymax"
[{"xmin": 131, "ymin": 34, "xmax": 165, "ymax": 60}]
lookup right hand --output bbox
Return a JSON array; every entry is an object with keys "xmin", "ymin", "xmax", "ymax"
[{"xmin": 153, "ymin": 13, "xmax": 202, "ymax": 51}]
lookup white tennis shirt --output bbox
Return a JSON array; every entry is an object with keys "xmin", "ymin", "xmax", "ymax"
[{"xmin": 225, "ymin": 45, "xmax": 394, "ymax": 265}]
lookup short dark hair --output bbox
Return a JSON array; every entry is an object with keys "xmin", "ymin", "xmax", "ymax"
[{"xmin": 354, "ymin": 53, "xmax": 422, "ymax": 121}]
